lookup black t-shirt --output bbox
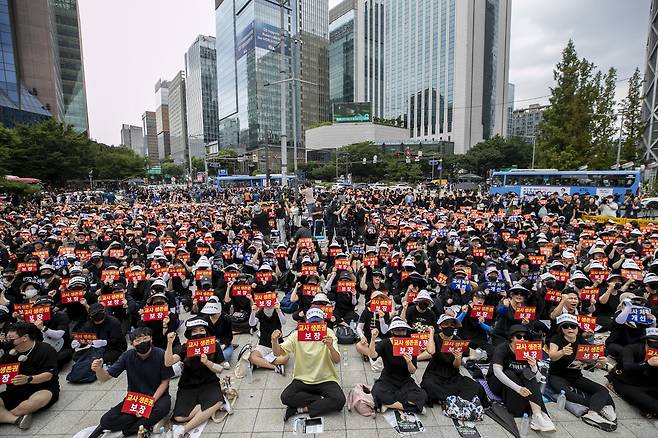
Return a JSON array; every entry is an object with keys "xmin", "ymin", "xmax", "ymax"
[
  {"xmin": 2, "ymin": 341, "xmax": 59, "ymax": 393},
  {"xmin": 424, "ymin": 336, "xmax": 460, "ymax": 380},
  {"xmin": 491, "ymin": 342, "xmax": 526, "ymax": 375},
  {"xmin": 405, "ymin": 306, "xmax": 437, "ymax": 331},
  {"xmin": 253, "ymin": 310, "xmax": 282, "ymax": 348},
  {"xmin": 107, "ymin": 347, "xmax": 174, "ymax": 396},
  {"xmin": 177, "ymin": 342, "xmax": 222, "ymax": 389},
  {"xmin": 548, "ymin": 334, "xmax": 585, "ymax": 380},
  {"xmin": 375, "ymin": 337, "xmax": 416, "ymax": 382}
]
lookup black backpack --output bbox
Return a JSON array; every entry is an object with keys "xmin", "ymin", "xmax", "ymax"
[{"xmin": 336, "ymin": 325, "xmax": 358, "ymax": 344}]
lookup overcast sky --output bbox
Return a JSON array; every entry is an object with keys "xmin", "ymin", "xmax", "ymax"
[{"xmin": 78, "ymin": 0, "xmax": 651, "ymax": 145}]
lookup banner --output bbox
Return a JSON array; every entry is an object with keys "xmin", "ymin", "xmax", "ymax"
[
  {"xmin": 514, "ymin": 341, "xmax": 543, "ymax": 361},
  {"xmin": 23, "ymin": 305, "xmax": 50, "ymax": 323},
  {"xmin": 391, "ymin": 337, "xmax": 420, "ymax": 356},
  {"xmin": 470, "ymin": 305, "xmax": 494, "ymax": 319},
  {"xmin": 369, "ymin": 297, "xmax": 393, "ymax": 313},
  {"xmin": 514, "ymin": 306, "xmax": 536, "ymax": 321},
  {"xmin": 186, "ymin": 336, "xmax": 216, "ymax": 357},
  {"xmin": 254, "ymin": 292, "xmax": 277, "ymax": 308},
  {"xmin": 440, "ymin": 339, "xmax": 470, "ymax": 354},
  {"xmin": 297, "ymin": 322, "xmax": 327, "ymax": 342},
  {"xmin": 142, "ymin": 305, "xmax": 169, "ymax": 321},
  {"xmin": 99, "ymin": 293, "xmax": 124, "ymax": 307},
  {"xmin": 576, "ymin": 344, "xmax": 604, "ymax": 361},
  {"xmin": 121, "ymin": 392, "xmax": 155, "ymax": 418}
]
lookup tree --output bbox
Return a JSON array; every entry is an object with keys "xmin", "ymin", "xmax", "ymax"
[
  {"xmin": 589, "ymin": 68, "xmax": 617, "ymax": 169},
  {"xmin": 620, "ymin": 68, "xmax": 644, "ymax": 162},
  {"xmin": 161, "ymin": 160, "xmax": 185, "ymax": 178},
  {"xmin": 458, "ymin": 136, "xmax": 533, "ymax": 176},
  {"xmin": 0, "ymin": 125, "xmax": 18, "ymax": 176}
]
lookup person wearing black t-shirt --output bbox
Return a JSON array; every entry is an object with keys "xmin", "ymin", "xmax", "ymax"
[
  {"xmin": 88, "ymin": 327, "xmax": 174, "ymax": 438},
  {"xmin": 487, "ymin": 324, "xmax": 555, "ymax": 432},
  {"xmin": 164, "ymin": 317, "xmax": 227, "ymax": 437},
  {"xmin": 248, "ymin": 298, "xmax": 286, "ymax": 374},
  {"xmin": 355, "ymin": 291, "xmax": 392, "ymax": 359},
  {"xmin": 456, "ymin": 290, "xmax": 494, "ymax": 360},
  {"xmin": 0, "ymin": 322, "xmax": 59, "ymax": 430},
  {"xmin": 420, "ymin": 315, "xmax": 487, "ymax": 406},
  {"xmin": 368, "ymin": 317, "xmax": 427, "ymax": 413},
  {"xmin": 547, "ymin": 314, "xmax": 616, "ymax": 430}
]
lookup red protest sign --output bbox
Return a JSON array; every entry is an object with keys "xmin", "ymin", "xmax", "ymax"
[
  {"xmin": 302, "ymin": 284, "xmax": 320, "ymax": 296},
  {"xmin": 231, "ymin": 283, "xmax": 252, "ymax": 297},
  {"xmin": 23, "ymin": 305, "xmax": 50, "ymax": 323},
  {"xmin": 576, "ymin": 344, "xmax": 605, "ymax": 361},
  {"xmin": 223, "ymin": 270, "xmax": 238, "ymax": 282},
  {"xmin": 301, "ymin": 265, "xmax": 318, "ymax": 276},
  {"xmin": 0, "ymin": 363, "xmax": 19, "ymax": 385},
  {"xmin": 60, "ymin": 290, "xmax": 85, "ymax": 304},
  {"xmin": 363, "ymin": 255, "xmax": 378, "ymax": 267},
  {"xmin": 544, "ymin": 289, "xmax": 562, "ymax": 303},
  {"xmin": 435, "ymin": 272, "xmax": 448, "ymax": 285},
  {"xmin": 550, "ymin": 270, "xmax": 569, "ymax": 282},
  {"xmin": 514, "ymin": 306, "xmax": 536, "ymax": 321},
  {"xmin": 470, "ymin": 305, "xmax": 494, "ymax": 319},
  {"xmin": 297, "ymin": 322, "xmax": 327, "ymax": 341},
  {"xmin": 31, "ymin": 250, "xmax": 49, "ymax": 261},
  {"xmin": 169, "ymin": 267, "xmax": 186, "ymax": 279},
  {"xmin": 142, "ymin": 304, "xmax": 169, "ymax": 321},
  {"xmin": 329, "ymin": 247, "xmax": 341, "ymax": 257},
  {"xmin": 580, "ymin": 287, "xmax": 599, "ymax": 301},
  {"xmin": 391, "ymin": 337, "xmax": 420, "ymax": 356},
  {"xmin": 72, "ymin": 332, "xmax": 97, "ymax": 342},
  {"xmin": 337, "ymin": 280, "xmax": 356, "ymax": 293},
  {"xmin": 411, "ymin": 332, "xmax": 431, "ymax": 350},
  {"xmin": 472, "ymin": 248, "xmax": 486, "ymax": 258},
  {"xmin": 195, "ymin": 269, "xmax": 212, "ymax": 280},
  {"xmin": 440, "ymin": 339, "xmax": 470, "ymax": 354},
  {"xmin": 121, "ymin": 392, "xmax": 155, "ymax": 419},
  {"xmin": 275, "ymin": 249, "xmax": 287, "ymax": 259},
  {"xmin": 645, "ymin": 347, "xmax": 658, "ymax": 361},
  {"xmin": 193, "ymin": 289, "xmax": 215, "ymax": 302},
  {"xmin": 100, "ymin": 293, "xmax": 125, "ymax": 307},
  {"xmin": 369, "ymin": 297, "xmax": 393, "ymax": 313},
  {"xmin": 297, "ymin": 238, "xmax": 314, "ymax": 249},
  {"xmin": 13, "ymin": 303, "xmax": 31, "ymax": 316},
  {"xmin": 186, "ymin": 336, "xmax": 216, "ymax": 357},
  {"xmin": 589, "ymin": 269, "xmax": 609, "ymax": 281},
  {"xmin": 196, "ymin": 246, "xmax": 209, "ymax": 255},
  {"xmin": 125, "ymin": 270, "xmax": 146, "ymax": 282},
  {"xmin": 528, "ymin": 254, "xmax": 545, "ymax": 266},
  {"xmin": 621, "ymin": 269, "xmax": 644, "ymax": 281},
  {"xmin": 101, "ymin": 269, "xmax": 120, "ymax": 282},
  {"xmin": 255, "ymin": 271, "xmax": 273, "ymax": 283},
  {"xmin": 514, "ymin": 341, "xmax": 543, "ymax": 361},
  {"xmin": 254, "ymin": 292, "xmax": 277, "ymax": 308},
  {"xmin": 75, "ymin": 249, "xmax": 91, "ymax": 261},
  {"xmin": 318, "ymin": 305, "xmax": 334, "ymax": 321},
  {"xmin": 406, "ymin": 290, "xmax": 418, "ymax": 303},
  {"xmin": 335, "ymin": 258, "xmax": 350, "ymax": 271},
  {"xmin": 109, "ymin": 249, "xmax": 124, "ymax": 258},
  {"xmin": 577, "ymin": 315, "xmax": 597, "ymax": 332},
  {"xmin": 17, "ymin": 262, "xmax": 37, "ymax": 273}
]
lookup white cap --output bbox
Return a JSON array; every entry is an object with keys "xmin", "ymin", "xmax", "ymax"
[
  {"xmin": 413, "ymin": 290, "xmax": 433, "ymax": 303},
  {"xmin": 200, "ymin": 301, "xmax": 222, "ymax": 315},
  {"xmin": 387, "ymin": 316, "xmax": 412, "ymax": 331},
  {"xmin": 644, "ymin": 273, "xmax": 658, "ymax": 284},
  {"xmin": 437, "ymin": 313, "xmax": 461, "ymax": 327},
  {"xmin": 312, "ymin": 293, "xmax": 330, "ymax": 303},
  {"xmin": 305, "ymin": 307, "xmax": 326, "ymax": 322},
  {"xmin": 556, "ymin": 314, "xmax": 578, "ymax": 326}
]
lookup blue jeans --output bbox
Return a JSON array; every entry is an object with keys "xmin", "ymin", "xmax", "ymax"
[{"xmin": 222, "ymin": 344, "xmax": 234, "ymax": 363}]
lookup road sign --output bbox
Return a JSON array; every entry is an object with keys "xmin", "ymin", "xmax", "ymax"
[
  {"xmin": 218, "ymin": 169, "xmax": 228, "ymax": 176},
  {"xmin": 208, "ymin": 162, "xmax": 221, "ymax": 168},
  {"xmin": 429, "ymin": 160, "xmax": 439, "ymax": 165}
]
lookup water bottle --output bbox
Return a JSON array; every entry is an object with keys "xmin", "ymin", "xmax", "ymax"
[
  {"xmin": 248, "ymin": 362, "xmax": 254, "ymax": 384},
  {"xmin": 343, "ymin": 347, "xmax": 349, "ymax": 366},
  {"xmin": 294, "ymin": 417, "xmax": 304, "ymax": 436},
  {"xmin": 520, "ymin": 413, "xmax": 530, "ymax": 437},
  {"xmin": 557, "ymin": 390, "xmax": 566, "ymax": 410}
]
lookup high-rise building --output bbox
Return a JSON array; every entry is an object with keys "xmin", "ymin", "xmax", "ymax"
[
  {"xmin": 643, "ymin": 0, "xmax": 658, "ymax": 161},
  {"xmin": 0, "ymin": 0, "xmax": 51, "ymax": 127},
  {"xmin": 506, "ymin": 83, "xmax": 515, "ymax": 138},
  {"xmin": 11, "ymin": 0, "xmax": 88, "ymax": 133},
  {"xmin": 168, "ymin": 71, "xmax": 188, "ymax": 166},
  {"xmin": 327, "ymin": 0, "xmax": 511, "ymax": 153},
  {"xmin": 120, "ymin": 124, "xmax": 144, "ymax": 156},
  {"xmin": 215, "ymin": 0, "xmax": 329, "ymax": 171},
  {"xmin": 185, "ymin": 35, "xmax": 219, "ymax": 162},
  {"xmin": 509, "ymin": 104, "xmax": 546, "ymax": 145},
  {"xmin": 142, "ymin": 111, "xmax": 158, "ymax": 164},
  {"xmin": 155, "ymin": 79, "xmax": 170, "ymax": 160}
]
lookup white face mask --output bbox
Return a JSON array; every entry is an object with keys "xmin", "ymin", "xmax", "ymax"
[
  {"xmin": 24, "ymin": 288, "xmax": 38, "ymax": 299},
  {"xmin": 263, "ymin": 308, "xmax": 275, "ymax": 317}
]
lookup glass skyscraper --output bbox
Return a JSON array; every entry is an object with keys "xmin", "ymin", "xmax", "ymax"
[
  {"xmin": 329, "ymin": 1, "xmax": 355, "ymax": 104},
  {"xmin": 168, "ymin": 71, "xmax": 188, "ymax": 166},
  {"xmin": 185, "ymin": 35, "xmax": 219, "ymax": 160}
]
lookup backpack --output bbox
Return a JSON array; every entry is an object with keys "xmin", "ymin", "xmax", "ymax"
[
  {"xmin": 280, "ymin": 291, "xmax": 299, "ymax": 314},
  {"xmin": 336, "ymin": 325, "xmax": 358, "ymax": 344},
  {"xmin": 67, "ymin": 346, "xmax": 104, "ymax": 384},
  {"xmin": 230, "ymin": 310, "xmax": 251, "ymax": 334},
  {"xmin": 234, "ymin": 343, "xmax": 252, "ymax": 379},
  {"xmin": 443, "ymin": 395, "xmax": 484, "ymax": 422},
  {"xmin": 347, "ymin": 384, "xmax": 376, "ymax": 417}
]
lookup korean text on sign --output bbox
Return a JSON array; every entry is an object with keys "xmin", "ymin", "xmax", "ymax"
[
  {"xmin": 577, "ymin": 315, "xmax": 597, "ymax": 332},
  {"xmin": 100, "ymin": 293, "xmax": 124, "ymax": 307},
  {"xmin": 576, "ymin": 344, "xmax": 604, "ymax": 361},
  {"xmin": 143, "ymin": 305, "xmax": 169, "ymax": 321},
  {"xmin": 232, "ymin": 284, "xmax": 252, "ymax": 297},
  {"xmin": 254, "ymin": 292, "xmax": 277, "ymax": 308},
  {"xmin": 193, "ymin": 289, "xmax": 215, "ymax": 302},
  {"xmin": 186, "ymin": 336, "xmax": 217, "ymax": 357},
  {"xmin": 121, "ymin": 392, "xmax": 155, "ymax": 419},
  {"xmin": 627, "ymin": 306, "xmax": 652, "ymax": 325},
  {"xmin": 514, "ymin": 306, "xmax": 536, "ymax": 321},
  {"xmin": 297, "ymin": 322, "xmax": 327, "ymax": 342},
  {"xmin": 0, "ymin": 363, "xmax": 19, "ymax": 384},
  {"xmin": 369, "ymin": 297, "xmax": 393, "ymax": 313},
  {"xmin": 470, "ymin": 305, "xmax": 494, "ymax": 319},
  {"xmin": 411, "ymin": 332, "xmax": 431, "ymax": 350},
  {"xmin": 514, "ymin": 341, "xmax": 543, "ymax": 361},
  {"xmin": 440, "ymin": 339, "xmax": 470, "ymax": 354},
  {"xmin": 23, "ymin": 305, "xmax": 50, "ymax": 323},
  {"xmin": 391, "ymin": 337, "xmax": 420, "ymax": 356}
]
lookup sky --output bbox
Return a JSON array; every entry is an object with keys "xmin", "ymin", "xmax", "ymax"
[{"xmin": 78, "ymin": 0, "xmax": 651, "ymax": 145}]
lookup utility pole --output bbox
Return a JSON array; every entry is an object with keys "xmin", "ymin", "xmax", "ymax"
[
  {"xmin": 616, "ymin": 112, "xmax": 624, "ymax": 168},
  {"xmin": 279, "ymin": 0, "xmax": 288, "ymax": 187}
]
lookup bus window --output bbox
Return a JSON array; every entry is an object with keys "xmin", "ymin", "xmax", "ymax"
[
  {"xmin": 624, "ymin": 175, "xmax": 636, "ymax": 187},
  {"xmin": 492, "ymin": 175, "xmax": 504, "ymax": 187},
  {"xmin": 507, "ymin": 176, "xmax": 518, "ymax": 185}
]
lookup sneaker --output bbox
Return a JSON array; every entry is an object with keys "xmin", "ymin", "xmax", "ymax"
[
  {"xmin": 530, "ymin": 412, "xmax": 556, "ymax": 432},
  {"xmin": 284, "ymin": 406, "xmax": 297, "ymax": 421},
  {"xmin": 601, "ymin": 405, "xmax": 617, "ymax": 423},
  {"xmin": 582, "ymin": 410, "xmax": 616, "ymax": 432},
  {"xmin": 14, "ymin": 414, "xmax": 32, "ymax": 430},
  {"xmin": 222, "ymin": 361, "xmax": 231, "ymax": 370},
  {"xmin": 274, "ymin": 364, "xmax": 286, "ymax": 375}
]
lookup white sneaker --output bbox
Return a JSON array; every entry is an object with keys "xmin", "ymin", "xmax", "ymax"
[
  {"xmin": 540, "ymin": 412, "xmax": 556, "ymax": 432},
  {"xmin": 583, "ymin": 410, "xmax": 615, "ymax": 429},
  {"xmin": 530, "ymin": 412, "xmax": 556, "ymax": 432},
  {"xmin": 601, "ymin": 405, "xmax": 617, "ymax": 423}
]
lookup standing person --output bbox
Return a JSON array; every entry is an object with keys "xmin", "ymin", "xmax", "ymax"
[
  {"xmin": 300, "ymin": 184, "xmax": 316, "ymax": 217},
  {"xmin": 0, "ymin": 322, "xmax": 60, "ymax": 430},
  {"xmin": 87, "ymin": 327, "xmax": 174, "ymax": 438},
  {"xmin": 273, "ymin": 308, "xmax": 346, "ymax": 421}
]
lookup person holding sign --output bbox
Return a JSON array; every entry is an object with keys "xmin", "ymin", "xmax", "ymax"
[
  {"xmin": 421, "ymin": 315, "xmax": 486, "ymax": 407},
  {"xmin": 401, "ymin": 290, "xmax": 438, "ymax": 334},
  {"xmin": 326, "ymin": 270, "xmax": 358, "ymax": 325},
  {"xmin": 88, "ymin": 327, "xmax": 174, "ymax": 438},
  {"xmin": 200, "ymin": 297, "xmax": 233, "ymax": 369},
  {"xmin": 274, "ymin": 308, "xmax": 346, "ymax": 421},
  {"xmin": 491, "ymin": 284, "xmax": 538, "ymax": 346},
  {"xmin": 32, "ymin": 296, "xmax": 73, "ymax": 369},
  {"xmin": 0, "ymin": 322, "xmax": 59, "ymax": 430},
  {"xmin": 76, "ymin": 302, "xmax": 126, "ymax": 365},
  {"xmin": 138, "ymin": 292, "xmax": 180, "ymax": 353},
  {"xmin": 248, "ymin": 294, "xmax": 287, "ymax": 374},
  {"xmin": 456, "ymin": 290, "xmax": 494, "ymax": 361},
  {"xmin": 368, "ymin": 317, "xmax": 428, "ymax": 414},
  {"xmin": 610, "ymin": 327, "xmax": 658, "ymax": 419},
  {"xmin": 487, "ymin": 324, "xmax": 556, "ymax": 431},
  {"xmin": 164, "ymin": 318, "xmax": 227, "ymax": 437},
  {"xmin": 290, "ymin": 273, "xmax": 322, "ymax": 322},
  {"xmin": 355, "ymin": 291, "xmax": 392, "ymax": 360},
  {"xmin": 606, "ymin": 293, "xmax": 655, "ymax": 361},
  {"xmin": 547, "ymin": 314, "xmax": 616, "ymax": 430}
]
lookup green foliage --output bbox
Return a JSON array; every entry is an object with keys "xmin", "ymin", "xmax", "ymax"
[
  {"xmin": 1, "ymin": 119, "xmax": 146, "ymax": 183},
  {"xmin": 160, "ymin": 160, "xmax": 185, "ymax": 178},
  {"xmin": 537, "ymin": 40, "xmax": 621, "ymax": 170},
  {"xmin": 309, "ymin": 121, "xmax": 332, "ymax": 129},
  {"xmin": 458, "ymin": 136, "xmax": 533, "ymax": 176},
  {"xmin": 0, "ymin": 179, "xmax": 41, "ymax": 195},
  {"xmin": 620, "ymin": 68, "xmax": 644, "ymax": 163}
]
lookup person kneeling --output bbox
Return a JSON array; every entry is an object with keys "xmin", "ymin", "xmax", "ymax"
[
  {"xmin": 369, "ymin": 317, "xmax": 428, "ymax": 414},
  {"xmin": 165, "ymin": 317, "xmax": 227, "ymax": 438},
  {"xmin": 274, "ymin": 308, "xmax": 346, "ymax": 421},
  {"xmin": 0, "ymin": 322, "xmax": 60, "ymax": 430}
]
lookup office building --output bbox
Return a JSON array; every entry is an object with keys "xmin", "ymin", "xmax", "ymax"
[
  {"xmin": 10, "ymin": 0, "xmax": 88, "ymax": 133},
  {"xmin": 509, "ymin": 104, "xmax": 546, "ymax": 145},
  {"xmin": 185, "ymin": 35, "xmax": 219, "ymax": 162},
  {"xmin": 506, "ymin": 83, "xmax": 515, "ymax": 137},
  {"xmin": 215, "ymin": 0, "xmax": 329, "ymax": 172},
  {"xmin": 643, "ymin": 0, "xmax": 658, "ymax": 161},
  {"xmin": 155, "ymin": 79, "xmax": 170, "ymax": 159},
  {"xmin": 326, "ymin": 0, "xmax": 511, "ymax": 153},
  {"xmin": 0, "ymin": 0, "xmax": 51, "ymax": 127},
  {"xmin": 120, "ymin": 124, "xmax": 144, "ymax": 156},
  {"xmin": 168, "ymin": 71, "xmax": 188, "ymax": 166},
  {"xmin": 142, "ymin": 111, "xmax": 158, "ymax": 164}
]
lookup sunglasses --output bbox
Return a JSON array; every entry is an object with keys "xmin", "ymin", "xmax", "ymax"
[
  {"xmin": 512, "ymin": 334, "xmax": 528, "ymax": 341},
  {"xmin": 561, "ymin": 323, "xmax": 579, "ymax": 330}
]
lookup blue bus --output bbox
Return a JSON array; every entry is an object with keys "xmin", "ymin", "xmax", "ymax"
[{"xmin": 489, "ymin": 170, "xmax": 641, "ymax": 200}]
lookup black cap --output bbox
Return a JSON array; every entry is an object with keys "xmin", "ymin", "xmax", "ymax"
[
  {"xmin": 508, "ymin": 324, "xmax": 531, "ymax": 339},
  {"xmin": 89, "ymin": 303, "xmax": 105, "ymax": 317}
]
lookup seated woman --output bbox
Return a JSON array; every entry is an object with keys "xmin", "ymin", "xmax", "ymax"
[
  {"xmin": 247, "ymin": 295, "xmax": 286, "ymax": 374},
  {"xmin": 165, "ymin": 317, "xmax": 227, "ymax": 438},
  {"xmin": 368, "ymin": 317, "xmax": 427, "ymax": 414},
  {"xmin": 420, "ymin": 314, "xmax": 488, "ymax": 407},
  {"xmin": 606, "ymin": 293, "xmax": 655, "ymax": 361},
  {"xmin": 610, "ymin": 327, "xmax": 658, "ymax": 419},
  {"xmin": 487, "ymin": 324, "xmax": 556, "ymax": 432},
  {"xmin": 548, "ymin": 314, "xmax": 616, "ymax": 431}
]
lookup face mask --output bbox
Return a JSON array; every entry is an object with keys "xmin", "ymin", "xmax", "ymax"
[
  {"xmin": 135, "ymin": 340, "xmax": 151, "ymax": 354},
  {"xmin": 441, "ymin": 327, "xmax": 455, "ymax": 337},
  {"xmin": 1, "ymin": 340, "xmax": 14, "ymax": 350},
  {"xmin": 92, "ymin": 313, "xmax": 106, "ymax": 323},
  {"xmin": 574, "ymin": 281, "xmax": 586, "ymax": 289},
  {"xmin": 189, "ymin": 333, "xmax": 205, "ymax": 340},
  {"xmin": 24, "ymin": 288, "xmax": 38, "ymax": 299},
  {"xmin": 41, "ymin": 272, "xmax": 53, "ymax": 279},
  {"xmin": 418, "ymin": 302, "xmax": 429, "ymax": 311},
  {"xmin": 264, "ymin": 308, "xmax": 275, "ymax": 317},
  {"xmin": 648, "ymin": 340, "xmax": 658, "ymax": 349}
]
